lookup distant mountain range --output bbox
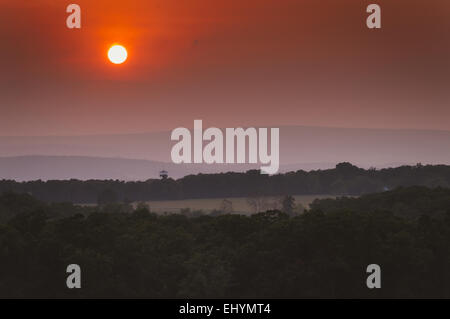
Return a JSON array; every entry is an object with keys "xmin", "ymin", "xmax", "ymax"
[
  {"xmin": 0, "ymin": 125, "xmax": 449, "ymax": 180},
  {"xmin": 0, "ymin": 156, "xmax": 337, "ymax": 181}
]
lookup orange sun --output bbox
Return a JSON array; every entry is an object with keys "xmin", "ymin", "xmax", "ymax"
[{"xmin": 108, "ymin": 45, "xmax": 128, "ymax": 64}]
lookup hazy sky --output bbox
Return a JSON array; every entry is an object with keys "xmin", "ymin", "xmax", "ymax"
[{"xmin": 1, "ymin": 0, "xmax": 449, "ymax": 136}]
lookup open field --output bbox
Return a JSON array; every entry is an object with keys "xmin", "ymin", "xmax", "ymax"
[{"xmin": 136, "ymin": 195, "xmax": 335, "ymax": 215}]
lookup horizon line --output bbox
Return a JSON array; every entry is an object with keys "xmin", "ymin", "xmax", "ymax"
[{"xmin": 1, "ymin": 124, "xmax": 450, "ymax": 139}]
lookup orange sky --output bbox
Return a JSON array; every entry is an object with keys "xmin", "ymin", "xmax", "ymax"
[{"xmin": 0, "ymin": 0, "xmax": 449, "ymax": 135}]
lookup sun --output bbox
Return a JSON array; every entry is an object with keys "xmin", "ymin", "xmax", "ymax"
[{"xmin": 108, "ymin": 45, "xmax": 128, "ymax": 64}]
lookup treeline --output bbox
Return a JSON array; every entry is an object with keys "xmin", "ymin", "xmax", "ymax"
[
  {"xmin": 0, "ymin": 162, "xmax": 450, "ymax": 203},
  {"xmin": 312, "ymin": 185, "xmax": 450, "ymax": 220},
  {"xmin": 1, "ymin": 187, "xmax": 450, "ymax": 298}
]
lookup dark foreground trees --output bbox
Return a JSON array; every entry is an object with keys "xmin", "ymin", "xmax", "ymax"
[{"xmin": 1, "ymin": 187, "xmax": 450, "ymax": 298}]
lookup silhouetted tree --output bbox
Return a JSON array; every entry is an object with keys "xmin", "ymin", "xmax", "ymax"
[{"xmin": 282, "ymin": 195, "xmax": 295, "ymax": 216}]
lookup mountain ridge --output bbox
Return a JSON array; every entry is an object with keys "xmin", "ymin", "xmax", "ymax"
[{"xmin": 0, "ymin": 125, "xmax": 449, "ymax": 180}]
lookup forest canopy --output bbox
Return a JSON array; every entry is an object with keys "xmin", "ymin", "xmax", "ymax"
[{"xmin": 1, "ymin": 186, "xmax": 450, "ymax": 298}]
